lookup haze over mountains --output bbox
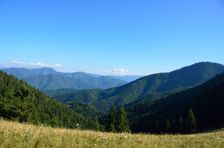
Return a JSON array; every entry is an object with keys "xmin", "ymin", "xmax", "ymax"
[
  {"xmin": 1, "ymin": 61, "xmax": 224, "ymax": 134},
  {"xmin": 1, "ymin": 67, "xmax": 141, "ymax": 90},
  {"xmin": 52, "ymin": 62, "xmax": 224, "ymax": 112}
]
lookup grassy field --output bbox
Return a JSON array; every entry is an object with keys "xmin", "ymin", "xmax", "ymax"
[{"xmin": 0, "ymin": 119, "xmax": 224, "ymax": 148}]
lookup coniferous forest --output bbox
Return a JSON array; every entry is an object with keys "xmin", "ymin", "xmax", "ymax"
[
  {"xmin": 127, "ymin": 73, "xmax": 224, "ymax": 133},
  {"xmin": 0, "ymin": 72, "xmax": 99, "ymax": 130}
]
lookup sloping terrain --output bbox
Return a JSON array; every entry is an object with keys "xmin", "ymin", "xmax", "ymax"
[
  {"xmin": 128, "ymin": 73, "xmax": 224, "ymax": 133},
  {"xmin": 0, "ymin": 71, "xmax": 99, "ymax": 130},
  {"xmin": 54, "ymin": 62, "xmax": 224, "ymax": 111}
]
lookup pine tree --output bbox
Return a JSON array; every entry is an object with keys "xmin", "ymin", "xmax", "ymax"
[
  {"xmin": 170, "ymin": 118, "xmax": 176, "ymax": 132},
  {"xmin": 177, "ymin": 116, "xmax": 184, "ymax": 132},
  {"xmin": 117, "ymin": 106, "xmax": 130, "ymax": 133},
  {"xmin": 164, "ymin": 119, "xmax": 171, "ymax": 132},
  {"xmin": 155, "ymin": 120, "xmax": 160, "ymax": 132},
  {"xmin": 107, "ymin": 105, "xmax": 116, "ymax": 132},
  {"xmin": 94, "ymin": 117, "xmax": 101, "ymax": 131},
  {"xmin": 185, "ymin": 108, "xmax": 197, "ymax": 132}
]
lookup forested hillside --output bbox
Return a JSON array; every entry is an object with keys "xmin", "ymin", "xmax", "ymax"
[
  {"xmin": 128, "ymin": 73, "xmax": 224, "ymax": 133},
  {"xmin": 54, "ymin": 62, "xmax": 224, "ymax": 112},
  {"xmin": 0, "ymin": 71, "xmax": 99, "ymax": 130}
]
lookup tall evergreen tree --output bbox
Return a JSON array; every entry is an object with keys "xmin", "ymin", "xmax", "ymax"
[
  {"xmin": 164, "ymin": 119, "xmax": 171, "ymax": 132},
  {"xmin": 177, "ymin": 116, "xmax": 184, "ymax": 132},
  {"xmin": 170, "ymin": 118, "xmax": 176, "ymax": 132},
  {"xmin": 94, "ymin": 117, "xmax": 101, "ymax": 131},
  {"xmin": 107, "ymin": 105, "xmax": 116, "ymax": 132},
  {"xmin": 117, "ymin": 106, "xmax": 130, "ymax": 133},
  {"xmin": 185, "ymin": 108, "xmax": 197, "ymax": 132}
]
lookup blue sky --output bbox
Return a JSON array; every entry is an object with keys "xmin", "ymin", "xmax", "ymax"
[{"xmin": 0, "ymin": 0, "xmax": 224, "ymax": 75}]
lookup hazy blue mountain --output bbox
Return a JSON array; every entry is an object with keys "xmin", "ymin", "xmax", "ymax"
[
  {"xmin": 1, "ymin": 68, "xmax": 127, "ymax": 90},
  {"xmin": 30, "ymin": 67, "xmax": 58, "ymax": 75},
  {"xmin": 24, "ymin": 74, "xmax": 126, "ymax": 90},
  {"xmin": 2, "ymin": 68, "xmax": 34, "ymax": 79},
  {"xmin": 110, "ymin": 75, "xmax": 142, "ymax": 82},
  {"xmin": 2, "ymin": 67, "xmax": 57, "ymax": 78},
  {"xmin": 55, "ymin": 62, "xmax": 224, "ymax": 112}
]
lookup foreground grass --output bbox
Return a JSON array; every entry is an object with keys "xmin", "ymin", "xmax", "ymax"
[{"xmin": 0, "ymin": 120, "xmax": 224, "ymax": 148}]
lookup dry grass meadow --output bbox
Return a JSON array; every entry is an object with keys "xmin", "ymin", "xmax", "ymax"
[{"xmin": 0, "ymin": 119, "xmax": 224, "ymax": 148}]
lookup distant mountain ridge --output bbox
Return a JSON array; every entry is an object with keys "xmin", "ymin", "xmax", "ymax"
[
  {"xmin": 1, "ymin": 67, "xmax": 141, "ymax": 90},
  {"xmin": 1, "ymin": 67, "xmax": 58, "ymax": 78},
  {"xmin": 53, "ymin": 62, "xmax": 224, "ymax": 112},
  {"xmin": 110, "ymin": 75, "xmax": 142, "ymax": 82}
]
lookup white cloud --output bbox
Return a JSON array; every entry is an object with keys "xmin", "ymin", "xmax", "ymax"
[
  {"xmin": 0, "ymin": 61, "xmax": 135, "ymax": 75},
  {"xmin": 105, "ymin": 68, "xmax": 130, "ymax": 76},
  {"xmin": 0, "ymin": 60, "xmax": 65, "ymax": 71}
]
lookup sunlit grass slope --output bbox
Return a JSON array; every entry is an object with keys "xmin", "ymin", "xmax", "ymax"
[{"xmin": 0, "ymin": 119, "xmax": 224, "ymax": 148}]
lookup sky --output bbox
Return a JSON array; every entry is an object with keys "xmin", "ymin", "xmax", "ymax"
[{"xmin": 0, "ymin": 0, "xmax": 224, "ymax": 75}]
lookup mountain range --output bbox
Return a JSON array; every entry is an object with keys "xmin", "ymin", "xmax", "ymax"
[
  {"xmin": 1, "ymin": 61, "xmax": 224, "ymax": 134},
  {"xmin": 1, "ymin": 68, "xmax": 141, "ymax": 90},
  {"xmin": 53, "ymin": 62, "xmax": 224, "ymax": 112}
]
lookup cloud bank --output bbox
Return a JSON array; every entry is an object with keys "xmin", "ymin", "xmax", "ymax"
[
  {"xmin": 105, "ymin": 68, "xmax": 130, "ymax": 76},
  {"xmin": 0, "ymin": 60, "xmax": 65, "ymax": 71},
  {"xmin": 0, "ymin": 61, "xmax": 134, "ymax": 75}
]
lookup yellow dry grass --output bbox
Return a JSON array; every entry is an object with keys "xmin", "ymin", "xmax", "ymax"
[{"xmin": 0, "ymin": 119, "xmax": 224, "ymax": 148}]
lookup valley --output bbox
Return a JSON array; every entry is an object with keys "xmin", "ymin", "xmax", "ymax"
[
  {"xmin": 1, "ymin": 62, "xmax": 224, "ymax": 135},
  {"xmin": 1, "ymin": 1, "xmax": 223, "ymax": 147}
]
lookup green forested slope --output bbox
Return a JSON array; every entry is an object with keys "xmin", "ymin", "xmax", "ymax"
[
  {"xmin": 54, "ymin": 62, "xmax": 224, "ymax": 112},
  {"xmin": 128, "ymin": 74, "xmax": 224, "ymax": 133},
  {"xmin": 0, "ymin": 71, "xmax": 99, "ymax": 130}
]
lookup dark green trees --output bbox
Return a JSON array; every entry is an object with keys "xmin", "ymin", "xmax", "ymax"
[
  {"xmin": 185, "ymin": 108, "xmax": 197, "ymax": 132},
  {"xmin": 117, "ymin": 106, "xmax": 130, "ymax": 133},
  {"xmin": 164, "ymin": 119, "xmax": 171, "ymax": 132},
  {"xmin": 163, "ymin": 109, "xmax": 197, "ymax": 133},
  {"xmin": 0, "ymin": 71, "xmax": 99, "ymax": 130},
  {"xmin": 162, "ymin": 108, "xmax": 197, "ymax": 133},
  {"xmin": 108, "ymin": 105, "xmax": 116, "ymax": 132},
  {"xmin": 107, "ymin": 106, "xmax": 130, "ymax": 133}
]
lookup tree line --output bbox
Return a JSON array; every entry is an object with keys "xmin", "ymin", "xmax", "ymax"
[
  {"xmin": 106, "ymin": 105, "xmax": 130, "ymax": 133},
  {"xmin": 159, "ymin": 108, "xmax": 197, "ymax": 133},
  {"xmin": 131, "ymin": 108, "xmax": 197, "ymax": 134}
]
